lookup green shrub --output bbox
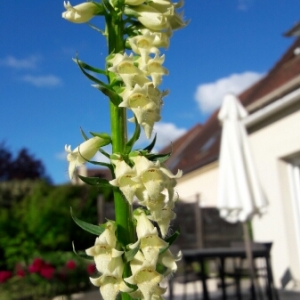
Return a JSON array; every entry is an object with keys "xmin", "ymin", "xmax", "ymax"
[{"xmin": 0, "ymin": 181, "xmax": 112, "ymax": 269}]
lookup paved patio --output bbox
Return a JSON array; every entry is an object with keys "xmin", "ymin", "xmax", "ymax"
[{"xmin": 53, "ymin": 280, "xmax": 300, "ymax": 300}]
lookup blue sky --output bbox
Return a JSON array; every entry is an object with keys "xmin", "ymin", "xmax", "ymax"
[{"xmin": 1, "ymin": 0, "xmax": 299, "ymax": 184}]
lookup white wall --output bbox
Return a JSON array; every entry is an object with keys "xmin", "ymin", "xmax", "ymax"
[
  {"xmin": 249, "ymin": 107, "xmax": 300, "ymax": 285},
  {"xmin": 176, "ymin": 161, "xmax": 219, "ymax": 206},
  {"xmin": 176, "ymin": 104, "xmax": 300, "ymax": 287}
]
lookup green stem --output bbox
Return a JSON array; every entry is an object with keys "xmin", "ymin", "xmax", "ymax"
[{"xmin": 106, "ymin": 12, "xmax": 135, "ymax": 300}]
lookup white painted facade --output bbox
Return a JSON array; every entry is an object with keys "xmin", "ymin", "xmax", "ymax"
[{"xmin": 175, "ymin": 90, "xmax": 300, "ymax": 288}]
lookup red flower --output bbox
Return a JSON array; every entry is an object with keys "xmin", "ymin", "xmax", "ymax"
[
  {"xmin": 15, "ymin": 264, "xmax": 26, "ymax": 277},
  {"xmin": 40, "ymin": 266, "xmax": 55, "ymax": 280},
  {"xmin": 0, "ymin": 271, "xmax": 12, "ymax": 283},
  {"xmin": 66, "ymin": 260, "xmax": 77, "ymax": 270},
  {"xmin": 28, "ymin": 258, "xmax": 44, "ymax": 273},
  {"xmin": 87, "ymin": 264, "xmax": 96, "ymax": 275},
  {"xmin": 17, "ymin": 269, "xmax": 26, "ymax": 277}
]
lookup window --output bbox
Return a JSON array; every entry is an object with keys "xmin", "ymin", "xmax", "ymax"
[{"xmin": 288, "ymin": 159, "xmax": 300, "ymax": 255}]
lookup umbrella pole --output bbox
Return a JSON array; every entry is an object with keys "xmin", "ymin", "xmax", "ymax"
[{"xmin": 243, "ymin": 222, "xmax": 263, "ymax": 300}]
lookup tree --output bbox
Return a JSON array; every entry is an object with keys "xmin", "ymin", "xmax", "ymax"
[{"xmin": 0, "ymin": 142, "xmax": 51, "ymax": 182}]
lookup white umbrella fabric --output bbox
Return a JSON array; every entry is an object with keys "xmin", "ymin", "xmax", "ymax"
[
  {"xmin": 217, "ymin": 93, "xmax": 268, "ymax": 222},
  {"xmin": 217, "ymin": 93, "xmax": 268, "ymax": 299}
]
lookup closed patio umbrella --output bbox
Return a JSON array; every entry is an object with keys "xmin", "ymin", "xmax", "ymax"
[{"xmin": 217, "ymin": 93, "xmax": 268, "ymax": 299}]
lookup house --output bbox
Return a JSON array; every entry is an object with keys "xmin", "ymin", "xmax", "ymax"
[{"xmin": 165, "ymin": 23, "xmax": 300, "ymax": 288}]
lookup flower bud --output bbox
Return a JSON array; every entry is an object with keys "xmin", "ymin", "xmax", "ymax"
[
  {"xmin": 62, "ymin": 1, "xmax": 100, "ymax": 23},
  {"xmin": 65, "ymin": 136, "xmax": 110, "ymax": 179},
  {"xmin": 127, "ymin": 5, "xmax": 169, "ymax": 31}
]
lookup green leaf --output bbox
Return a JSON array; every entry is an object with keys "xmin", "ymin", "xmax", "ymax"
[
  {"xmin": 122, "ymin": 262, "xmax": 138, "ymax": 290},
  {"xmin": 88, "ymin": 22, "xmax": 106, "ymax": 35},
  {"xmin": 156, "ymin": 262, "xmax": 167, "ymax": 275},
  {"xmin": 93, "ymin": 84, "xmax": 120, "ymax": 106},
  {"xmin": 90, "ymin": 132, "xmax": 111, "ymax": 141},
  {"xmin": 72, "ymin": 241, "xmax": 94, "ymax": 261},
  {"xmin": 74, "ymin": 58, "xmax": 107, "ymax": 75},
  {"xmin": 158, "ymin": 229, "xmax": 180, "ymax": 255},
  {"xmin": 92, "ymin": 1, "xmax": 106, "ymax": 15},
  {"xmin": 88, "ymin": 160, "xmax": 112, "ymax": 169},
  {"xmin": 74, "ymin": 57, "xmax": 110, "ymax": 88},
  {"xmin": 80, "ymin": 127, "xmax": 89, "ymax": 141},
  {"xmin": 147, "ymin": 152, "xmax": 171, "ymax": 164},
  {"xmin": 124, "ymin": 241, "xmax": 140, "ymax": 263},
  {"xmin": 165, "ymin": 229, "xmax": 180, "ymax": 246},
  {"xmin": 98, "ymin": 147, "xmax": 111, "ymax": 159},
  {"xmin": 124, "ymin": 117, "xmax": 141, "ymax": 154},
  {"xmin": 143, "ymin": 134, "xmax": 157, "ymax": 152},
  {"xmin": 70, "ymin": 207, "xmax": 106, "ymax": 236},
  {"xmin": 78, "ymin": 175, "xmax": 112, "ymax": 187}
]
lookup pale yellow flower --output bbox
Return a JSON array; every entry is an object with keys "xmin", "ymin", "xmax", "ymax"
[
  {"xmin": 62, "ymin": 1, "xmax": 99, "ymax": 23},
  {"xmin": 120, "ymin": 84, "xmax": 162, "ymax": 138},
  {"xmin": 131, "ymin": 209, "xmax": 168, "ymax": 263},
  {"xmin": 108, "ymin": 53, "xmax": 150, "ymax": 88},
  {"xmin": 65, "ymin": 136, "xmax": 110, "ymax": 179},
  {"xmin": 139, "ymin": 28, "xmax": 170, "ymax": 49},
  {"xmin": 138, "ymin": 54, "xmax": 169, "ymax": 87},
  {"xmin": 109, "ymin": 156, "xmax": 144, "ymax": 204},
  {"xmin": 128, "ymin": 34, "xmax": 160, "ymax": 63},
  {"xmin": 125, "ymin": 251, "xmax": 164, "ymax": 300},
  {"xmin": 85, "ymin": 221, "xmax": 124, "ymax": 274},
  {"xmin": 129, "ymin": 5, "xmax": 169, "ymax": 31},
  {"xmin": 131, "ymin": 155, "xmax": 182, "ymax": 201}
]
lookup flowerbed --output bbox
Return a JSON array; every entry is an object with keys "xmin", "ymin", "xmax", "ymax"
[{"xmin": 0, "ymin": 252, "xmax": 96, "ymax": 300}]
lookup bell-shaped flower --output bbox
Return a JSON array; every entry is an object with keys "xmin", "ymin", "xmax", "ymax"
[
  {"xmin": 131, "ymin": 155, "xmax": 182, "ymax": 201},
  {"xmin": 62, "ymin": 1, "xmax": 100, "ymax": 23},
  {"xmin": 108, "ymin": 53, "xmax": 150, "ymax": 88},
  {"xmin": 85, "ymin": 221, "xmax": 124, "ymax": 274},
  {"xmin": 139, "ymin": 28, "xmax": 170, "ymax": 49},
  {"xmin": 127, "ymin": 5, "xmax": 169, "ymax": 31},
  {"xmin": 158, "ymin": 249, "xmax": 182, "ymax": 276},
  {"xmin": 125, "ymin": 250, "xmax": 164, "ymax": 300},
  {"xmin": 128, "ymin": 34, "xmax": 160, "ymax": 63},
  {"xmin": 130, "ymin": 209, "xmax": 168, "ymax": 264},
  {"xmin": 149, "ymin": 204, "xmax": 176, "ymax": 238},
  {"xmin": 120, "ymin": 84, "xmax": 163, "ymax": 109},
  {"xmin": 139, "ymin": 54, "xmax": 169, "ymax": 87},
  {"xmin": 90, "ymin": 258, "xmax": 131, "ymax": 300},
  {"xmin": 120, "ymin": 84, "xmax": 162, "ymax": 138},
  {"xmin": 148, "ymin": 0, "xmax": 175, "ymax": 15},
  {"xmin": 131, "ymin": 101, "xmax": 161, "ymax": 138},
  {"xmin": 91, "ymin": 275, "xmax": 131, "ymax": 300},
  {"xmin": 168, "ymin": 10, "xmax": 188, "ymax": 31},
  {"xmin": 109, "ymin": 156, "xmax": 144, "ymax": 204},
  {"xmin": 129, "ymin": 285, "xmax": 166, "ymax": 300},
  {"xmin": 65, "ymin": 136, "xmax": 110, "ymax": 179},
  {"xmin": 137, "ymin": 191, "xmax": 166, "ymax": 214},
  {"xmin": 148, "ymin": 0, "xmax": 188, "ymax": 31}
]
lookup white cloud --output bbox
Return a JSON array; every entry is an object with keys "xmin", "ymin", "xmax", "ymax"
[
  {"xmin": 152, "ymin": 123, "xmax": 187, "ymax": 149},
  {"xmin": 0, "ymin": 55, "xmax": 40, "ymax": 69},
  {"xmin": 153, "ymin": 123, "xmax": 187, "ymax": 148},
  {"xmin": 194, "ymin": 71, "xmax": 264, "ymax": 114},
  {"xmin": 21, "ymin": 75, "xmax": 62, "ymax": 87},
  {"xmin": 135, "ymin": 122, "xmax": 187, "ymax": 150}
]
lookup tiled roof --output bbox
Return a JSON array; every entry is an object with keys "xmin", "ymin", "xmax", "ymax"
[{"xmin": 164, "ymin": 35, "xmax": 300, "ymax": 175}]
